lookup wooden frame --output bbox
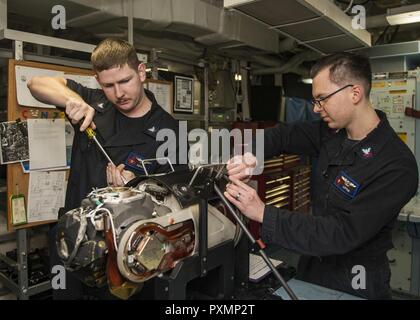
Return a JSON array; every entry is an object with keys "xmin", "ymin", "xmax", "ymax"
[{"xmin": 7, "ymin": 59, "xmax": 93, "ymax": 231}]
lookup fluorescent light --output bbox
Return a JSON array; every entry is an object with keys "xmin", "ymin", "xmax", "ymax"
[
  {"xmin": 301, "ymin": 78, "xmax": 313, "ymax": 84},
  {"xmin": 145, "ymin": 67, "xmax": 169, "ymax": 72},
  {"xmin": 386, "ymin": 4, "xmax": 420, "ymax": 26}
]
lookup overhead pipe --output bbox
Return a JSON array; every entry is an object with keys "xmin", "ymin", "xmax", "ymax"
[
  {"xmin": 278, "ymin": 38, "xmax": 298, "ymax": 53},
  {"xmin": 68, "ymin": 0, "xmax": 279, "ymax": 53},
  {"xmin": 252, "ymin": 51, "xmax": 319, "ymax": 76},
  {"xmin": 252, "ymin": 55, "xmax": 287, "ymax": 68},
  {"xmin": 366, "ymin": 14, "xmax": 389, "ymax": 29}
]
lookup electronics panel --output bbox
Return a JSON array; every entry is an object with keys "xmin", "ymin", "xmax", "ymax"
[{"xmin": 371, "ymin": 72, "xmax": 417, "ymax": 153}]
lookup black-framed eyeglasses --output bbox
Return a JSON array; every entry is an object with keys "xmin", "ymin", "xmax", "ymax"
[{"xmin": 311, "ymin": 84, "xmax": 354, "ymax": 108}]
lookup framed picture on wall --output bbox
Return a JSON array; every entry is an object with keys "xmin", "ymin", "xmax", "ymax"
[{"xmin": 174, "ymin": 76, "xmax": 194, "ymax": 113}]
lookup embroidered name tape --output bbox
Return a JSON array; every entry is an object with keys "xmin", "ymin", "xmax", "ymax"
[{"xmin": 333, "ymin": 171, "xmax": 361, "ymax": 198}]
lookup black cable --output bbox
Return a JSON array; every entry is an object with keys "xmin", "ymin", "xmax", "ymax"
[
  {"xmin": 388, "ymin": 25, "xmax": 400, "ymax": 43},
  {"xmin": 375, "ymin": 25, "xmax": 390, "ymax": 45},
  {"xmin": 335, "ymin": 0, "xmax": 372, "ymax": 16},
  {"xmin": 214, "ymin": 185, "xmax": 299, "ymax": 300},
  {"xmin": 335, "ymin": 0, "xmax": 371, "ymax": 6}
]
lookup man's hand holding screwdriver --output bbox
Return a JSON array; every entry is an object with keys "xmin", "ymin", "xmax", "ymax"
[
  {"xmin": 65, "ymin": 98, "xmax": 133, "ymax": 187},
  {"xmin": 65, "ymin": 98, "xmax": 96, "ymax": 131}
]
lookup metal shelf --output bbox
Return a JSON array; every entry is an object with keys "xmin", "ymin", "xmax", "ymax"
[
  {"xmin": 0, "ymin": 228, "xmax": 51, "ymax": 300},
  {"xmin": 0, "ymin": 270, "xmax": 51, "ymax": 299},
  {"xmin": 173, "ymin": 114, "xmax": 205, "ymax": 121},
  {"xmin": 209, "ymin": 106, "xmax": 236, "ymax": 109}
]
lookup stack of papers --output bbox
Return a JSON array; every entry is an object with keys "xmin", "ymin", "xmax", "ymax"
[{"xmin": 249, "ymin": 253, "xmax": 283, "ymax": 282}]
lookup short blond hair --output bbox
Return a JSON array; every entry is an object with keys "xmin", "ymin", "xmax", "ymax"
[{"xmin": 91, "ymin": 38, "xmax": 140, "ymax": 72}]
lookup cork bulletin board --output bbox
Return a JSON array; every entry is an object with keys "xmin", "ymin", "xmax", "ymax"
[{"xmin": 7, "ymin": 59, "xmax": 94, "ymax": 231}]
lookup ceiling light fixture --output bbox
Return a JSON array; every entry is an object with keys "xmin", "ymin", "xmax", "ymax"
[
  {"xmin": 301, "ymin": 78, "xmax": 313, "ymax": 85},
  {"xmin": 386, "ymin": 4, "xmax": 420, "ymax": 26}
]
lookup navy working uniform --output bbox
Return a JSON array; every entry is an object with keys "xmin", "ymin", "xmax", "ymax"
[
  {"xmin": 51, "ymin": 80, "xmax": 184, "ymax": 299},
  {"xmin": 260, "ymin": 110, "xmax": 418, "ymax": 299},
  {"xmin": 65, "ymin": 79, "xmax": 182, "ymax": 211}
]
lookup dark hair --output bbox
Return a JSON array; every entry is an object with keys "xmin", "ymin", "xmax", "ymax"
[
  {"xmin": 91, "ymin": 38, "xmax": 140, "ymax": 72},
  {"xmin": 310, "ymin": 52, "xmax": 372, "ymax": 97}
]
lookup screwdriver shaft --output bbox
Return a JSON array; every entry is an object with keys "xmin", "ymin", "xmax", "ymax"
[
  {"xmin": 85, "ymin": 127, "xmax": 128, "ymax": 185},
  {"xmin": 92, "ymin": 135, "xmax": 115, "ymax": 166}
]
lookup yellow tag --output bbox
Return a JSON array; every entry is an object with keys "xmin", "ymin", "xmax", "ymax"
[{"xmin": 11, "ymin": 194, "xmax": 27, "ymax": 226}]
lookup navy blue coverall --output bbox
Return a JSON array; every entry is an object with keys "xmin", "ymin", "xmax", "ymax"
[{"xmin": 260, "ymin": 110, "xmax": 418, "ymax": 299}]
